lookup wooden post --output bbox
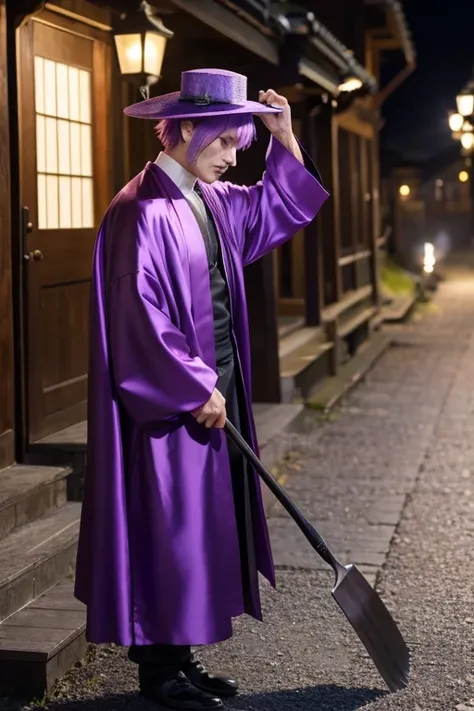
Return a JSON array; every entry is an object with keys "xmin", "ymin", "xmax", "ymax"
[
  {"xmin": 369, "ymin": 132, "xmax": 381, "ymax": 305},
  {"xmin": 242, "ymin": 120, "xmax": 281, "ymax": 403},
  {"xmin": 0, "ymin": 0, "xmax": 15, "ymax": 468},
  {"xmin": 244, "ymin": 256, "xmax": 281, "ymax": 402},
  {"xmin": 311, "ymin": 101, "xmax": 341, "ymax": 307},
  {"xmin": 303, "ymin": 104, "xmax": 323, "ymax": 326},
  {"xmin": 349, "ymin": 132, "xmax": 359, "ymax": 290}
]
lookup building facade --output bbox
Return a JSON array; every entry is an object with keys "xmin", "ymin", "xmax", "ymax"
[
  {"xmin": 388, "ymin": 148, "xmax": 472, "ymax": 271},
  {"xmin": 0, "ymin": 0, "xmax": 414, "ymax": 467}
]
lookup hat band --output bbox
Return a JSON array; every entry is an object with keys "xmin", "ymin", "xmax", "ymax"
[{"xmin": 178, "ymin": 93, "xmax": 243, "ymax": 107}]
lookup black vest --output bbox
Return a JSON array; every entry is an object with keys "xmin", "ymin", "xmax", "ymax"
[{"xmin": 194, "ymin": 186, "xmax": 234, "ymax": 370}]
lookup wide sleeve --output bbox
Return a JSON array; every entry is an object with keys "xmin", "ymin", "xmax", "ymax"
[
  {"xmin": 224, "ymin": 135, "xmax": 330, "ymax": 266},
  {"xmin": 108, "ymin": 268, "xmax": 218, "ymax": 427}
]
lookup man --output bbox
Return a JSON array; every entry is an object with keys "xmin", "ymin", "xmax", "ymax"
[{"xmin": 75, "ymin": 68, "xmax": 329, "ymax": 709}]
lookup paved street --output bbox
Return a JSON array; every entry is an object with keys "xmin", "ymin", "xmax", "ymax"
[{"xmin": 10, "ymin": 267, "xmax": 474, "ymax": 710}]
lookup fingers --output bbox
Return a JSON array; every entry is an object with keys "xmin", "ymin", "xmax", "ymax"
[
  {"xmin": 192, "ymin": 406, "xmax": 226, "ymax": 427},
  {"xmin": 198, "ymin": 406, "xmax": 226, "ymax": 428},
  {"xmin": 259, "ymin": 89, "xmax": 288, "ymax": 108},
  {"xmin": 214, "ymin": 410, "xmax": 227, "ymax": 429},
  {"xmin": 203, "ymin": 409, "xmax": 226, "ymax": 428},
  {"xmin": 191, "ymin": 387, "xmax": 226, "ymax": 428}
]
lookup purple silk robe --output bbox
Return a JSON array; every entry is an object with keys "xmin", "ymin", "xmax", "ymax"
[{"xmin": 74, "ymin": 136, "xmax": 329, "ymax": 647}]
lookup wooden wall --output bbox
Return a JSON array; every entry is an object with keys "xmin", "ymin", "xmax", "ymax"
[{"xmin": 0, "ymin": 0, "xmax": 15, "ymax": 468}]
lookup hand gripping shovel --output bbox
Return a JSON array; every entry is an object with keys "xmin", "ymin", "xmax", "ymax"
[{"xmin": 224, "ymin": 419, "xmax": 410, "ymax": 693}]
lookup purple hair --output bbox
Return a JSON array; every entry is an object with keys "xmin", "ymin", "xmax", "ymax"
[{"xmin": 155, "ymin": 113, "xmax": 256, "ymax": 163}]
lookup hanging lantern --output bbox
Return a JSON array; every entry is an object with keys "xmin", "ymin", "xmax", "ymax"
[{"xmin": 114, "ymin": 1, "xmax": 173, "ymax": 99}]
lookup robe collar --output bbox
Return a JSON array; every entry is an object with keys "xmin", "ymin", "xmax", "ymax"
[{"xmin": 155, "ymin": 152, "xmax": 197, "ymax": 195}]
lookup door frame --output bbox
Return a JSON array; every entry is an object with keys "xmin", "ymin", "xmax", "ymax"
[{"xmin": 14, "ymin": 5, "xmax": 115, "ymax": 454}]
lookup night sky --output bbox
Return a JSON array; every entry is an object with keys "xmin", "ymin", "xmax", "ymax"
[{"xmin": 381, "ymin": 0, "xmax": 474, "ymax": 166}]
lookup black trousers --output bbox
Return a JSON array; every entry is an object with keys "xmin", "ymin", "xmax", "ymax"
[
  {"xmin": 129, "ymin": 359, "xmax": 258, "ymax": 683},
  {"xmin": 128, "ymin": 643, "xmax": 192, "ymax": 685}
]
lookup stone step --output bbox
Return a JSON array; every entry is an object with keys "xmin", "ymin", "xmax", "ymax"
[
  {"xmin": 0, "ymin": 465, "xmax": 71, "ymax": 542},
  {"xmin": 278, "ymin": 326, "xmax": 324, "ymax": 359},
  {"xmin": 306, "ymin": 331, "xmax": 391, "ymax": 411},
  {"xmin": 0, "ymin": 581, "xmax": 86, "ymax": 696},
  {"xmin": 0, "ymin": 503, "xmax": 81, "ymax": 624},
  {"xmin": 278, "ymin": 315, "xmax": 305, "ymax": 339},
  {"xmin": 380, "ymin": 293, "xmax": 416, "ymax": 323},
  {"xmin": 279, "ymin": 333, "xmax": 334, "ymax": 402}
]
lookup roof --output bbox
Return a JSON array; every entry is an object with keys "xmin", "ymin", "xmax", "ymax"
[
  {"xmin": 365, "ymin": 0, "xmax": 415, "ymax": 64},
  {"xmin": 215, "ymin": 0, "xmax": 377, "ymax": 93}
]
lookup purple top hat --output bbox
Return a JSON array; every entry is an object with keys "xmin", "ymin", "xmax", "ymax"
[{"xmin": 123, "ymin": 68, "xmax": 282, "ymax": 120}]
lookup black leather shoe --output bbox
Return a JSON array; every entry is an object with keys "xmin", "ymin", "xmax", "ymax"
[
  {"xmin": 183, "ymin": 657, "xmax": 238, "ymax": 698},
  {"xmin": 140, "ymin": 671, "xmax": 224, "ymax": 709}
]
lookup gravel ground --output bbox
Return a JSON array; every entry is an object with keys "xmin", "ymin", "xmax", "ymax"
[{"xmin": 4, "ymin": 272, "xmax": 474, "ymax": 711}]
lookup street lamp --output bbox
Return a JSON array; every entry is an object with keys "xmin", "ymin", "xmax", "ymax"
[
  {"xmin": 449, "ymin": 73, "xmax": 474, "ymax": 244},
  {"xmin": 461, "ymin": 131, "xmax": 474, "ymax": 151},
  {"xmin": 449, "ymin": 112, "xmax": 463, "ymax": 132},
  {"xmin": 456, "ymin": 79, "xmax": 474, "ymax": 117},
  {"xmin": 114, "ymin": 1, "xmax": 174, "ymax": 100}
]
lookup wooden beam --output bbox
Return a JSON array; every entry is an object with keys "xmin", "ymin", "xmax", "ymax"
[
  {"xmin": 372, "ymin": 62, "xmax": 415, "ymax": 108},
  {"xmin": 0, "ymin": 431, "xmax": 14, "ymax": 469},
  {"xmin": 169, "ymin": 0, "xmax": 278, "ymax": 64},
  {"xmin": 360, "ymin": 136, "xmax": 369, "ymax": 252},
  {"xmin": 303, "ymin": 105, "xmax": 323, "ymax": 326},
  {"xmin": 349, "ymin": 133, "xmax": 358, "ymax": 258},
  {"xmin": 322, "ymin": 284, "xmax": 373, "ymax": 322},
  {"xmin": 245, "ymin": 255, "xmax": 282, "ymax": 402},
  {"xmin": 0, "ymin": 0, "xmax": 15, "ymax": 466},
  {"xmin": 338, "ymin": 249, "xmax": 371, "ymax": 267},
  {"xmin": 365, "ymin": 27, "xmax": 392, "ymax": 41},
  {"xmin": 335, "ymin": 108, "xmax": 374, "ymax": 140},
  {"xmin": 368, "ymin": 136, "xmax": 381, "ymax": 306},
  {"xmin": 30, "ymin": 7, "xmax": 114, "ymax": 43},
  {"xmin": 235, "ymin": 120, "xmax": 281, "ymax": 402},
  {"xmin": 373, "ymin": 37, "xmax": 402, "ymax": 51},
  {"xmin": 278, "ymin": 297, "xmax": 305, "ymax": 317},
  {"xmin": 44, "ymin": 1, "xmax": 113, "ymax": 31},
  {"xmin": 310, "ymin": 103, "xmax": 340, "ymax": 307},
  {"xmin": 215, "ymin": 0, "xmax": 274, "ymax": 37},
  {"xmin": 290, "ymin": 118, "xmax": 304, "ymax": 300}
]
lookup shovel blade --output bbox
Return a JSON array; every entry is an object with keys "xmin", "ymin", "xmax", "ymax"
[{"xmin": 332, "ymin": 565, "xmax": 410, "ymax": 693}]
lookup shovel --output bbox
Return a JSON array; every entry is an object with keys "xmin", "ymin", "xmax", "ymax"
[{"xmin": 224, "ymin": 419, "xmax": 410, "ymax": 693}]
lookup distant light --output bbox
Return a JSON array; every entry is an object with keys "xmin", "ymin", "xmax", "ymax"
[
  {"xmin": 456, "ymin": 92, "xmax": 474, "ymax": 118},
  {"xmin": 449, "ymin": 112, "xmax": 464, "ymax": 132},
  {"xmin": 459, "ymin": 170, "xmax": 469, "ymax": 182},
  {"xmin": 338, "ymin": 77, "xmax": 363, "ymax": 93},
  {"xmin": 423, "ymin": 242, "xmax": 435, "ymax": 274},
  {"xmin": 461, "ymin": 132, "xmax": 474, "ymax": 150},
  {"xmin": 399, "ymin": 184, "xmax": 410, "ymax": 197}
]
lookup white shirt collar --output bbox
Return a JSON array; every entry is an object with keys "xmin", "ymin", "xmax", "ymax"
[{"xmin": 155, "ymin": 152, "xmax": 197, "ymax": 195}]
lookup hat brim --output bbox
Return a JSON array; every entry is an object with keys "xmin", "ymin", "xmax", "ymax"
[{"xmin": 123, "ymin": 91, "xmax": 282, "ymax": 120}]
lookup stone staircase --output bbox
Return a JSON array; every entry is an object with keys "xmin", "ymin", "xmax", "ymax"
[
  {"xmin": 0, "ymin": 465, "xmax": 86, "ymax": 697},
  {"xmin": 279, "ymin": 324, "xmax": 334, "ymax": 402}
]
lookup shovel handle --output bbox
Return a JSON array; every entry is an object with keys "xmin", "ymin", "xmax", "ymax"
[{"xmin": 224, "ymin": 420, "xmax": 342, "ymax": 575}]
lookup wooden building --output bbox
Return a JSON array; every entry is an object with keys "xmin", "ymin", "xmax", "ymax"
[
  {"xmin": 0, "ymin": 0, "xmax": 413, "ymax": 468},
  {"xmin": 388, "ymin": 146, "xmax": 472, "ymax": 270},
  {"xmin": 0, "ymin": 0, "xmax": 414, "ymax": 692}
]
